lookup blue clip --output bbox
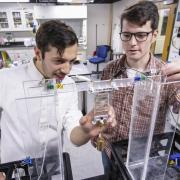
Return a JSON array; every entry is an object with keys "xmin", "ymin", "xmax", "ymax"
[
  {"xmin": 21, "ymin": 156, "xmax": 32, "ymax": 166},
  {"xmin": 134, "ymin": 76, "xmax": 141, "ymax": 81},
  {"xmin": 169, "ymin": 153, "xmax": 180, "ymax": 168},
  {"xmin": 170, "ymin": 153, "xmax": 180, "ymax": 159}
]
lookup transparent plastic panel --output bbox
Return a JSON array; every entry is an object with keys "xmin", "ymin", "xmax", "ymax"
[
  {"xmin": 23, "ymin": 79, "xmax": 76, "ymax": 97},
  {"xmin": 15, "ymin": 79, "xmax": 66, "ymax": 180},
  {"xmin": 126, "ymin": 78, "xmax": 180, "ymax": 180},
  {"xmin": 70, "ymin": 74, "xmax": 146, "ymax": 92},
  {"xmin": 145, "ymin": 80, "xmax": 180, "ymax": 180}
]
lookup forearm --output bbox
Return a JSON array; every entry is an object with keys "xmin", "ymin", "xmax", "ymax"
[{"xmin": 70, "ymin": 125, "xmax": 91, "ymax": 146}]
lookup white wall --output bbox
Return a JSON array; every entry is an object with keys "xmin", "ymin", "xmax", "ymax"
[
  {"xmin": 87, "ymin": 4, "xmax": 112, "ymax": 56},
  {"xmin": 112, "ymin": 0, "xmax": 138, "ymax": 26},
  {"xmin": 0, "ymin": 2, "xmax": 34, "ymax": 10},
  {"xmin": 34, "ymin": 5, "xmax": 87, "ymax": 19},
  {"xmin": 111, "ymin": 0, "xmax": 139, "ymax": 53}
]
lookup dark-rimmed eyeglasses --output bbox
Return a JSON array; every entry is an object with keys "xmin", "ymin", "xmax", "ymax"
[{"xmin": 119, "ymin": 31, "xmax": 153, "ymax": 42}]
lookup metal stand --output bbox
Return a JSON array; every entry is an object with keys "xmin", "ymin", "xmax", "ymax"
[{"xmin": 0, "ymin": 153, "xmax": 73, "ymax": 180}]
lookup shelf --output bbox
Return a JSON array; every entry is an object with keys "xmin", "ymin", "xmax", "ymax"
[
  {"xmin": 0, "ymin": 10, "xmax": 35, "ymax": 33},
  {"xmin": 0, "ymin": 28, "xmax": 33, "ymax": 32}
]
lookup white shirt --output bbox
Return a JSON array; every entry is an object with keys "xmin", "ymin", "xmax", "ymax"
[{"xmin": 0, "ymin": 60, "xmax": 82, "ymax": 163}]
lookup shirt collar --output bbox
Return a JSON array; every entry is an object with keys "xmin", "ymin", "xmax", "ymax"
[
  {"xmin": 146, "ymin": 53, "xmax": 163, "ymax": 75},
  {"xmin": 27, "ymin": 59, "xmax": 44, "ymax": 81},
  {"xmin": 123, "ymin": 53, "xmax": 162, "ymax": 76}
]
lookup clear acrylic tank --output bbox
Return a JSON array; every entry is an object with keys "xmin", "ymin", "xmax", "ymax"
[{"xmin": 126, "ymin": 76, "xmax": 180, "ymax": 180}]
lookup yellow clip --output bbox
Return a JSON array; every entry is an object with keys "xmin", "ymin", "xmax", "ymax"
[
  {"xmin": 56, "ymin": 83, "xmax": 64, "ymax": 89},
  {"xmin": 169, "ymin": 160, "xmax": 175, "ymax": 166}
]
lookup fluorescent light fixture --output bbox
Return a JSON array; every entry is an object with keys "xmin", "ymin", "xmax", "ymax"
[
  {"xmin": 38, "ymin": 0, "xmax": 57, "ymax": 2},
  {"xmin": 57, "ymin": 0, "xmax": 72, "ymax": 2},
  {"xmin": 57, "ymin": 0, "xmax": 94, "ymax": 3},
  {"xmin": 0, "ymin": 0, "xmax": 29, "ymax": 2}
]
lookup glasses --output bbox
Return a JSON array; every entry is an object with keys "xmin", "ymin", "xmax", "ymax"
[{"xmin": 119, "ymin": 31, "xmax": 153, "ymax": 42}]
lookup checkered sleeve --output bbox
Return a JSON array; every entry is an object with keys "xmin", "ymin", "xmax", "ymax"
[{"xmin": 168, "ymin": 83, "xmax": 180, "ymax": 114}]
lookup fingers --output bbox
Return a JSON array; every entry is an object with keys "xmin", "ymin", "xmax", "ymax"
[
  {"xmin": 166, "ymin": 73, "xmax": 180, "ymax": 82},
  {"xmin": 162, "ymin": 63, "xmax": 180, "ymax": 81},
  {"xmin": 0, "ymin": 172, "xmax": 6, "ymax": 180},
  {"xmin": 107, "ymin": 105, "xmax": 117, "ymax": 127},
  {"xmin": 79, "ymin": 116, "xmax": 88, "ymax": 126},
  {"xmin": 88, "ymin": 126, "xmax": 102, "ymax": 137},
  {"xmin": 80, "ymin": 106, "xmax": 116, "ymax": 138},
  {"xmin": 84, "ymin": 106, "xmax": 116, "ymax": 127},
  {"xmin": 79, "ymin": 115, "xmax": 94, "ymax": 134},
  {"xmin": 79, "ymin": 111, "xmax": 96, "ymax": 134},
  {"xmin": 80, "ymin": 109, "xmax": 95, "ymax": 125}
]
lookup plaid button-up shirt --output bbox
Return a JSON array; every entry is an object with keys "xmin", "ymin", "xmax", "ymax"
[{"xmin": 92, "ymin": 54, "xmax": 180, "ymax": 157}]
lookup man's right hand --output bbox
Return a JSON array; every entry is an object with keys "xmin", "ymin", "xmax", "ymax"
[
  {"xmin": 162, "ymin": 62, "xmax": 180, "ymax": 81},
  {"xmin": 70, "ymin": 105, "xmax": 116, "ymax": 146},
  {"xmin": 0, "ymin": 172, "xmax": 6, "ymax": 180},
  {"xmin": 80, "ymin": 106, "xmax": 116, "ymax": 138}
]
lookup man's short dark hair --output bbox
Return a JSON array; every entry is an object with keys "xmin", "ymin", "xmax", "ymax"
[
  {"xmin": 121, "ymin": 1, "xmax": 159, "ymax": 31},
  {"xmin": 35, "ymin": 20, "xmax": 78, "ymax": 59}
]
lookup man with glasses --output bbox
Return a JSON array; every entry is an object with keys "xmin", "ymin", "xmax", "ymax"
[{"xmin": 93, "ymin": 1, "xmax": 180, "ymax": 173}]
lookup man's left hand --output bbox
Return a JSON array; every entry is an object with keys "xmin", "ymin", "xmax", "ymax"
[{"xmin": 162, "ymin": 62, "xmax": 180, "ymax": 81}]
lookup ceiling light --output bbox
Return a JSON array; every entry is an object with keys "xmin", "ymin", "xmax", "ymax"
[
  {"xmin": 0, "ymin": 0, "xmax": 29, "ymax": 2},
  {"xmin": 57, "ymin": 0, "xmax": 72, "ymax": 2}
]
